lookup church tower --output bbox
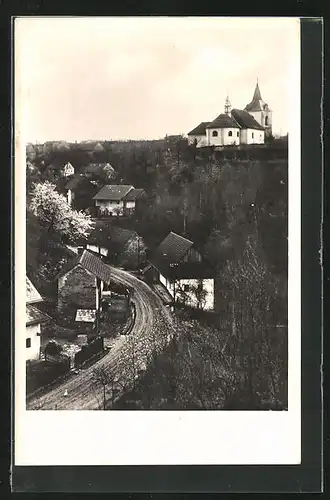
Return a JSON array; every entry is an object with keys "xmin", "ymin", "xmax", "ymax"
[
  {"xmin": 224, "ymin": 95, "xmax": 232, "ymax": 115},
  {"xmin": 245, "ymin": 81, "xmax": 272, "ymax": 137}
]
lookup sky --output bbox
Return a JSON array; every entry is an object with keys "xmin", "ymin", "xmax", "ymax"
[{"xmin": 15, "ymin": 17, "xmax": 300, "ymax": 143}]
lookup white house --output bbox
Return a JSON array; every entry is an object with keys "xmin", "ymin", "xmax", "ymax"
[
  {"xmin": 61, "ymin": 162, "xmax": 75, "ymax": 177},
  {"xmin": 93, "ymin": 185, "xmax": 146, "ymax": 216},
  {"xmin": 148, "ymin": 232, "xmax": 214, "ymax": 311},
  {"xmin": 26, "ymin": 277, "xmax": 49, "ymax": 361},
  {"xmin": 187, "ymin": 82, "xmax": 271, "ymax": 147}
]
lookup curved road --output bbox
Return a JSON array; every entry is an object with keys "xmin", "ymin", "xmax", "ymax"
[{"xmin": 27, "ymin": 268, "xmax": 174, "ymax": 410}]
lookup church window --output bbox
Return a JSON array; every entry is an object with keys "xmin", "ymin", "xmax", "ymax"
[
  {"xmin": 228, "ymin": 131, "xmax": 233, "ymax": 137},
  {"xmin": 212, "ymin": 131, "xmax": 218, "ymax": 137},
  {"xmin": 265, "ymin": 116, "xmax": 269, "ymax": 126}
]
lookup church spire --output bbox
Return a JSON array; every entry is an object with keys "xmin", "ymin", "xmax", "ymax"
[
  {"xmin": 253, "ymin": 80, "xmax": 262, "ymax": 101},
  {"xmin": 224, "ymin": 95, "xmax": 232, "ymax": 114}
]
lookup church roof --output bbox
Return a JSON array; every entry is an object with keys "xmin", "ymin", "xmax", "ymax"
[
  {"xmin": 206, "ymin": 113, "xmax": 241, "ymax": 129},
  {"xmin": 244, "ymin": 82, "xmax": 270, "ymax": 112},
  {"xmin": 231, "ymin": 109, "xmax": 265, "ymax": 131},
  {"xmin": 188, "ymin": 122, "xmax": 211, "ymax": 135}
]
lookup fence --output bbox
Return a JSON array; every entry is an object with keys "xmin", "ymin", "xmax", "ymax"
[{"xmin": 74, "ymin": 336, "xmax": 104, "ymax": 367}]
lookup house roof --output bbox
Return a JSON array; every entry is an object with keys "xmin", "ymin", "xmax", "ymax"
[
  {"xmin": 93, "ymin": 142, "xmax": 105, "ymax": 152},
  {"xmin": 231, "ymin": 109, "xmax": 265, "ymax": 131},
  {"xmin": 148, "ymin": 232, "xmax": 214, "ymax": 280},
  {"xmin": 187, "ymin": 122, "xmax": 211, "ymax": 136},
  {"xmin": 26, "ymin": 304, "xmax": 50, "ymax": 326},
  {"xmin": 82, "ymin": 225, "xmax": 138, "ymax": 250},
  {"xmin": 26, "ymin": 277, "xmax": 43, "ymax": 304},
  {"xmin": 64, "ymin": 174, "xmax": 85, "ymax": 190},
  {"xmin": 244, "ymin": 82, "xmax": 270, "ymax": 112},
  {"xmin": 82, "ymin": 162, "xmax": 114, "ymax": 174},
  {"xmin": 57, "ymin": 250, "xmax": 112, "ymax": 284},
  {"xmin": 206, "ymin": 113, "xmax": 241, "ymax": 129},
  {"xmin": 122, "ymin": 188, "xmax": 146, "ymax": 201},
  {"xmin": 93, "ymin": 185, "xmax": 134, "ymax": 201},
  {"xmin": 152, "ymin": 232, "xmax": 194, "ymax": 266}
]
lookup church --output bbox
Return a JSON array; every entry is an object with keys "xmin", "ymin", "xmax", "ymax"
[{"xmin": 187, "ymin": 82, "xmax": 272, "ymax": 147}]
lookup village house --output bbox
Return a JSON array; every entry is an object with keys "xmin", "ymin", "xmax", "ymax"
[
  {"xmin": 187, "ymin": 82, "xmax": 272, "ymax": 148},
  {"xmin": 61, "ymin": 161, "xmax": 75, "ymax": 177},
  {"xmin": 64, "ymin": 174, "xmax": 98, "ymax": 210},
  {"xmin": 81, "ymin": 162, "xmax": 115, "ymax": 179},
  {"xmin": 74, "ymin": 225, "xmax": 147, "ymax": 270},
  {"xmin": 147, "ymin": 231, "xmax": 215, "ymax": 311},
  {"xmin": 93, "ymin": 142, "xmax": 106, "ymax": 154},
  {"xmin": 26, "ymin": 277, "xmax": 50, "ymax": 361},
  {"xmin": 93, "ymin": 185, "xmax": 147, "ymax": 217},
  {"xmin": 57, "ymin": 249, "xmax": 112, "ymax": 323}
]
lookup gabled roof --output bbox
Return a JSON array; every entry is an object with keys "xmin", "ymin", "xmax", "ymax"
[
  {"xmin": 64, "ymin": 174, "xmax": 86, "ymax": 190},
  {"xmin": 26, "ymin": 277, "xmax": 43, "ymax": 304},
  {"xmin": 153, "ymin": 232, "xmax": 194, "ymax": 266},
  {"xmin": 188, "ymin": 122, "xmax": 211, "ymax": 136},
  {"xmin": 244, "ymin": 82, "xmax": 270, "ymax": 112},
  {"xmin": 206, "ymin": 113, "xmax": 241, "ymax": 129},
  {"xmin": 82, "ymin": 162, "xmax": 115, "ymax": 174},
  {"xmin": 93, "ymin": 185, "xmax": 134, "ymax": 201},
  {"xmin": 57, "ymin": 250, "xmax": 112, "ymax": 284},
  {"xmin": 123, "ymin": 188, "xmax": 146, "ymax": 201},
  {"xmin": 26, "ymin": 304, "xmax": 50, "ymax": 326},
  {"xmin": 231, "ymin": 109, "xmax": 265, "ymax": 131},
  {"xmin": 93, "ymin": 142, "xmax": 105, "ymax": 152}
]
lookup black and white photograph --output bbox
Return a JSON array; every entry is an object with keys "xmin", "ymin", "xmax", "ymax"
[{"xmin": 15, "ymin": 16, "xmax": 302, "ymax": 466}]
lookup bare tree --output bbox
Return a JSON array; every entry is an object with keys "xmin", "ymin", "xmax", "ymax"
[{"xmin": 92, "ymin": 366, "xmax": 125, "ymax": 410}]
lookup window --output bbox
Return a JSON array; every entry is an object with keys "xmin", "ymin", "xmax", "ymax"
[
  {"xmin": 212, "ymin": 131, "xmax": 218, "ymax": 137},
  {"xmin": 265, "ymin": 116, "xmax": 269, "ymax": 126},
  {"xmin": 228, "ymin": 131, "xmax": 233, "ymax": 137},
  {"xmin": 183, "ymin": 284, "xmax": 190, "ymax": 292},
  {"xmin": 117, "ymin": 201, "xmax": 120, "ymax": 204},
  {"xmin": 26, "ymin": 338, "xmax": 31, "ymax": 348},
  {"xmin": 252, "ymin": 132, "xmax": 254, "ymax": 138},
  {"xmin": 237, "ymin": 131, "xmax": 239, "ymax": 137}
]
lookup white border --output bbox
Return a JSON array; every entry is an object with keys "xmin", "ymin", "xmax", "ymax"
[{"xmin": 14, "ymin": 17, "xmax": 301, "ymax": 466}]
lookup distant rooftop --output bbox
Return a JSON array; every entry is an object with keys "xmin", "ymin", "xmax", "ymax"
[{"xmin": 26, "ymin": 277, "xmax": 43, "ymax": 304}]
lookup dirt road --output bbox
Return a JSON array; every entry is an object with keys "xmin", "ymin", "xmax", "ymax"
[{"xmin": 27, "ymin": 268, "xmax": 174, "ymax": 410}]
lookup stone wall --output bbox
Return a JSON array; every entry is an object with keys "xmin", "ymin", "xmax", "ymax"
[{"xmin": 58, "ymin": 265, "xmax": 96, "ymax": 323}]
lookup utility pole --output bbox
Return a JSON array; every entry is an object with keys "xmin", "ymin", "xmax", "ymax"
[
  {"xmin": 137, "ymin": 235, "xmax": 140, "ymax": 268},
  {"xmin": 95, "ymin": 277, "xmax": 101, "ymax": 338}
]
